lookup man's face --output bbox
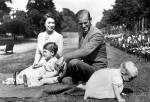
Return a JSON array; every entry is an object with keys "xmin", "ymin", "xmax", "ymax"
[{"xmin": 78, "ymin": 19, "xmax": 91, "ymax": 32}]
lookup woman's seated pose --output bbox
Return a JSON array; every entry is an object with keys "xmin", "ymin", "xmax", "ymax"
[{"xmin": 2, "ymin": 12, "xmax": 63, "ymax": 85}]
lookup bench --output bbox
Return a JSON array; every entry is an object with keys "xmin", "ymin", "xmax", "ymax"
[{"xmin": 0, "ymin": 44, "xmax": 14, "ymax": 54}]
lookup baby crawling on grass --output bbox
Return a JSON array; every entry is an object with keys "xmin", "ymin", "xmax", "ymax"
[{"xmin": 77, "ymin": 61, "xmax": 138, "ymax": 102}]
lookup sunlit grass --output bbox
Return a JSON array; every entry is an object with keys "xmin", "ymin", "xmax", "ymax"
[{"xmin": 0, "ymin": 43, "xmax": 149, "ymax": 102}]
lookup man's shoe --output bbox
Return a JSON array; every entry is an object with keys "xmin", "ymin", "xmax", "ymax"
[
  {"xmin": 62, "ymin": 77, "xmax": 74, "ymax": 85},
  {"xmin": 57, "ymin": 76, "xmax": 62, "ymax": 83}
]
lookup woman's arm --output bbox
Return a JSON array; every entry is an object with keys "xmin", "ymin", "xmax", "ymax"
[
  {"xmin": 112, "ymin": 84, "xmax": 126, "ymax": 102},
  {"xmin": 56, "ymin": 35, "xmax": 63, "ymax": 58},
  {"xmin": 33, "ymin": 50, "xmax": 42, "ymax": 64},
  {"xmin": 34, "ymin": 34, "xmax": 42, "ymax": 64}
]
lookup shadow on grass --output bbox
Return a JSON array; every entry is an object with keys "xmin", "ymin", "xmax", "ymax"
[
  {"xmin": 0, "ymin": 52, "xmax": 14, "ymax": 55},
  {"xmin": 122, "ymin": 88, "xmax": 133, "ymax": 94}
]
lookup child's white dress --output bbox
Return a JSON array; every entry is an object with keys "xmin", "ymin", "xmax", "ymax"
[
  {"xmin": 84, "ymin": 68, "xmax": 123, "ymax": 99},
  {"xmin": 27, "ymin": 57, "xmax": 58, "ymax": 87}
]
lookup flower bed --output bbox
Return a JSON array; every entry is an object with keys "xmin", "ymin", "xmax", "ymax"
[{"xmin": 107, "ymin": 33, "xmax": 150, "ymax": 61}]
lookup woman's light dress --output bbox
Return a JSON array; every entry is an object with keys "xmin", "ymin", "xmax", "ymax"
[{"xmin": 16, "ymin": 31, "xmax": 63, "ymax": 84}]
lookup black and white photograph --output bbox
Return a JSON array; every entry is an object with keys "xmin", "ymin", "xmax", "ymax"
[{"xmin": 0, "ymin": 0, "xmax": 149, "ymax": 102}]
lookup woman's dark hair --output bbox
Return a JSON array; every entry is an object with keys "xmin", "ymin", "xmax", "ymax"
[
  {"xmin": 43, "ymin": 42, "xmax": 58, "ymax": 55},
  {"xmin": 40, "ymin": 12, "xmax": 58, "ymax": 31}
]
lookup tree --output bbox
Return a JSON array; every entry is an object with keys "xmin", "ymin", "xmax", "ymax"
[
  {"xmin": 2, "ymin": 19, "xmax": 26, "ymax": 40},
  {"xmin": 97, "ymin": 0, "xmax": 150, "ymax": 32},
  {"xmin": 26, "ymin": 0, "xmax": 56, "ymax": 14},
  {"xmin": 0, "ymin": 0, "xmax": 12, "ymax": 22},
  {"xmin": 25, "ymin": 9, "xmax": 42, "ymax": 37},
  {"xmin": 12, "ymin": 10, "xmax": 26, "ymax": 20},
  {"xmin": 25, "ymin": 0, "xmax": 78, "ymax": 35},
  {"xmin": 60, "ymin": 8, "xmax": 78, "ymax": 32},
  {"xmin": 25, "ymin": 0, "xmax": 64, "ymax": 34}
]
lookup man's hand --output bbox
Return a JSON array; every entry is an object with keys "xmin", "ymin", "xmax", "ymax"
[{"xmin": 55, "ymin": 57, "xmax": 64, "ymax": 71}]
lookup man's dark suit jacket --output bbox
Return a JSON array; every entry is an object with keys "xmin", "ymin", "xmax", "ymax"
[{"xmin": 64, "ymin": 25, "xmax": 107, "ymax": 69}]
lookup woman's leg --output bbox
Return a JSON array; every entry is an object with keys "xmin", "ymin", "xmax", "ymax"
[
  {"xmin": 16, "ymin": 66, "xmax": 33, "ymax": 84},
  {"xmin": 17, "ymin": 66, "xmax": 43, "ymax": 84},
  {"xmin": 28, "ymin": 77, "xmax": 58, "ymax": 87},
  {"xmin": 67, "ymin": 59, "xmax": 95, "ymax": 83}
]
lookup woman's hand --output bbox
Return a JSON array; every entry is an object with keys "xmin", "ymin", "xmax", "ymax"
[{"xmin": 32, "ymin": 63, "xmax": 43, "ymax": 69}]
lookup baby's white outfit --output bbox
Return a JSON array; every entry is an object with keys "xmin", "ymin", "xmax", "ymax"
[{"xmin": 84, "ymin": 68, "xmax": 123, "ymax": 99}]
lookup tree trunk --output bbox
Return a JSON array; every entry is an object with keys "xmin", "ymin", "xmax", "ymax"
[{"xmin": 13, "ymin": 33, "xmax": 17, "ymax": 41}]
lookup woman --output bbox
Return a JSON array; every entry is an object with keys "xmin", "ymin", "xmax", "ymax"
[{"xmin": 2, "ymin": 13, "xmax": 63, "ymax": 85}]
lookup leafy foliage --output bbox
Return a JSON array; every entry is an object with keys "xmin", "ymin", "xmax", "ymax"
[
  {"xmin": 60, "ymin": 8, "xmax": 78, "ymax": 32},
  {"xmin": 0, "ymin": 0, "xmax": 78, "ymax": 38},
  {"xmin": 26, "ymin": 0, "xmax": 56, "ymax": 14},
  {"xmin": 97, "ymin": 0, "xmax": 150, "ymax": 31},
  {"xmin": 0, "ymin": 10, "xmax": 27, "ymax": 39},
  {"xmin": 0, "ymin": 0, "xmax": 12, "ymax": 21}
]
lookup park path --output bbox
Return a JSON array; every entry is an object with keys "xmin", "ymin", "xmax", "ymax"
[
  {"xmin": 0, "ymin": 41, "xmax": 37, "ymax": 60},
  {"xmin": 0, "ymin": 36, "xmax": 79, "ymax": 61}
]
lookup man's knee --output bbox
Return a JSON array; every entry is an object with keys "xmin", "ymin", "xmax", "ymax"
[
  {"xmin": 68, "ymin": 59, "xmax": 80, "ymax": 66},
  {"xmin": 67, "ymin": 59, "xmax": 81, "ymax": 72}
]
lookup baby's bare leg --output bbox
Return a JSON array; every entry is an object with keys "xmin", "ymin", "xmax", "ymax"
[
  {"xmin": 40, "ymin": 77, "xmax": 58, "ymax": 85},
  {"xmin": 77, "ymin": 84, "xmax": 86, "ymax": 90}
]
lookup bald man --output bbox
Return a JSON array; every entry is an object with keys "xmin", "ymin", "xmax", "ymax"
[{"xmin": 55, "ymin": 9, "xmax": 107, "ymax": 84}]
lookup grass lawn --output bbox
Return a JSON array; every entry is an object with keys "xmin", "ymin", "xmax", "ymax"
[{"xmin": 0, "ymin": 42, "xmax": 149, "ymax": 101}]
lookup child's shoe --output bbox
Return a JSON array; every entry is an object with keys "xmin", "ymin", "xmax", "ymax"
[
  {"xmin": 13, "ymin": 72, "xmax": 18, "ymax": 85},
  {"xmin": 23, "ymin": 74, "xmax": 28, "ymax": 87},
  {"xmin": 2, "ymin": 78, "xmax": 14, "ymax": 85},
  {"xmin": 57, "ymin": 76, "xmax": 63, "ymax": 83}
]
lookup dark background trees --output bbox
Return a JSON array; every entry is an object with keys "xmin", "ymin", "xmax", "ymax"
[
  {"xmin": 60, "ymin": 8, "xmax": 78, "ymax": 32},
  {"xmin": 96, "ymin": 0, "xmax": 150, "ymax": 34},
  {"xmin": 2, "ymin": 0, "xmax": 150, "ymax": 39},
  {"xmin": 0, "ymin": 0, "xmax": 78, "ymax": 40},
  {"xmin": 0, "ymin": 0, "xmax": 12, "ymax": 22}
]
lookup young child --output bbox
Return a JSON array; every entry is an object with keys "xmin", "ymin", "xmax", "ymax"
[
  {"xmin": 23, "ymin": 42, "xmax": 59, "ymax": 87},
  {"xmin": 77, "ymin": 61, "xmax": 138, "ymax": 102}
]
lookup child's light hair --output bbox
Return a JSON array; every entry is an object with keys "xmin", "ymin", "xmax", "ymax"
[{"xmin": 120, "ymin": 61, "xmax": 138, "ymax": 77}]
